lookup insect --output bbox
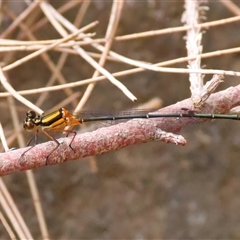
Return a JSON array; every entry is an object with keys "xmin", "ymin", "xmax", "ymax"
[{"xmin": 22, "ymin": 107, "xmax": 240, "ymax": 164}]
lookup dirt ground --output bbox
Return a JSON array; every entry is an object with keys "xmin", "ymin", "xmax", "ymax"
[{"xmin": 1, "ymin": 1, "xmax": 240, "ymax": 239}]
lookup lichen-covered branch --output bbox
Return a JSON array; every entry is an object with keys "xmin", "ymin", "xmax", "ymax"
[{"xmin": 1, "ymin": 84, "xmax": 240, "ymax": 176}]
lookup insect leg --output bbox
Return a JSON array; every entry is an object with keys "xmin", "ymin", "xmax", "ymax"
[
  {"xmin": 42, "ymin": 129, "xmax": 60, "ymax": 165},
  {"xmin": 20, "ymin": 130, "xmax": 39, "ymax": 158},
  {"xmin": 65, "ymin": 129, "xmax": 76, "ymax": 153}
]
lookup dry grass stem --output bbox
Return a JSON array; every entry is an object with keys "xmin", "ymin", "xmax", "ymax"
[
  {"xmin": 0, "ymin": 178, "xmax": 33, "ymax": 238},
  {"xmin": 75, "ymin": 0, "xmax": 124, "ymax": 112},
  {"xmin": 219, "ymin": 0, "xmax": 240, "ymax": 15},
  {"xmin": 2, "ymin": 21, "xmax": 98, "ymax": 72},
  {"xmin": 0, "ymin": 67, "xmax": 43, "ymax": 114}
]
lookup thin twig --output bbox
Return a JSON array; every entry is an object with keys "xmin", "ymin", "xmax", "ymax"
[
  {"xmin": 45, "ymin": 2, "xmax": 137, "ymax": 102},
  {"xmin": 219, "ymin": 0, "xmax": 240, "ymax": 15},
  {"xmin": 0, "ymin": 124, "xmax": 8, "ymax": 151},
  {"xmin": 0, "ymin": 0, "xmax": 42, "ymax": 38},
  {"xmin": 4, "ymin": 8, "xmax": 76, "ymax": 106},
  {"xmin": 75, "ymin": 0, "xmax": 124, "ymax": 112},
  {"xmin": 7, "ymin": 96, "xmax": 50, "ymax": 240},
  {"xmin": 114, "ymin": 15, "xmax": 240, "ymax": 41},
  {"xmin": 0, "ymin": 210, "xmax": 16, "ymax": 240},
  {"xmin": 26, "ymin": 170, "xmax": 49, "ymax": 240},
  {"xmin": 1, "ymin": 62, "xmax": 240, "ymax": 99},
  {"xmin": 49, "ymin": 5, "xmax": 240, "ymax": 78},
  {"xmin": 2, "ymin": 21, "xmax": 98, "ymax": 72},
  {"xmin": 0, "ymin": 67, "xmax": 43, "ymax": 114},
  {"xmin": 0, "ymin": 179, "xmax": 33, "ymax": 238},
  {"xmin": 182, "ymin": 0, "xmax": 204, "ymax": 106}
]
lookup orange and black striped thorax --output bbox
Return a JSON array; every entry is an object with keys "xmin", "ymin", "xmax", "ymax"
[{"xmin": 40, "ymin": 108, "xmax": 67, "ymax": 129}]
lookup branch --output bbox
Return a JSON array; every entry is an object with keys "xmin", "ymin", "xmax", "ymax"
[{"xmin": 1, "ymin": 83, "xmax": 240, "ymax": 176}]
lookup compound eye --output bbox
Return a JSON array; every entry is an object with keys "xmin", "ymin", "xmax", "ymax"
[
  {"xmin": 26, "ymin": 110, "xmax": 36, "ymax": 119},
  {"xmin": 23, "ymin": 121, "xmax": 35, "ymax": 131}
]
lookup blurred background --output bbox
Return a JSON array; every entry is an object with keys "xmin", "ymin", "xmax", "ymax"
[{"xmin": 1, "ymin": 1, "xmax": 240, "ymax": 239}]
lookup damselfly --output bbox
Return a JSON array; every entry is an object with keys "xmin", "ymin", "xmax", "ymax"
[{"xmin": 22, "ymin": 107, "xmax": 240, "ymax": 163}]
